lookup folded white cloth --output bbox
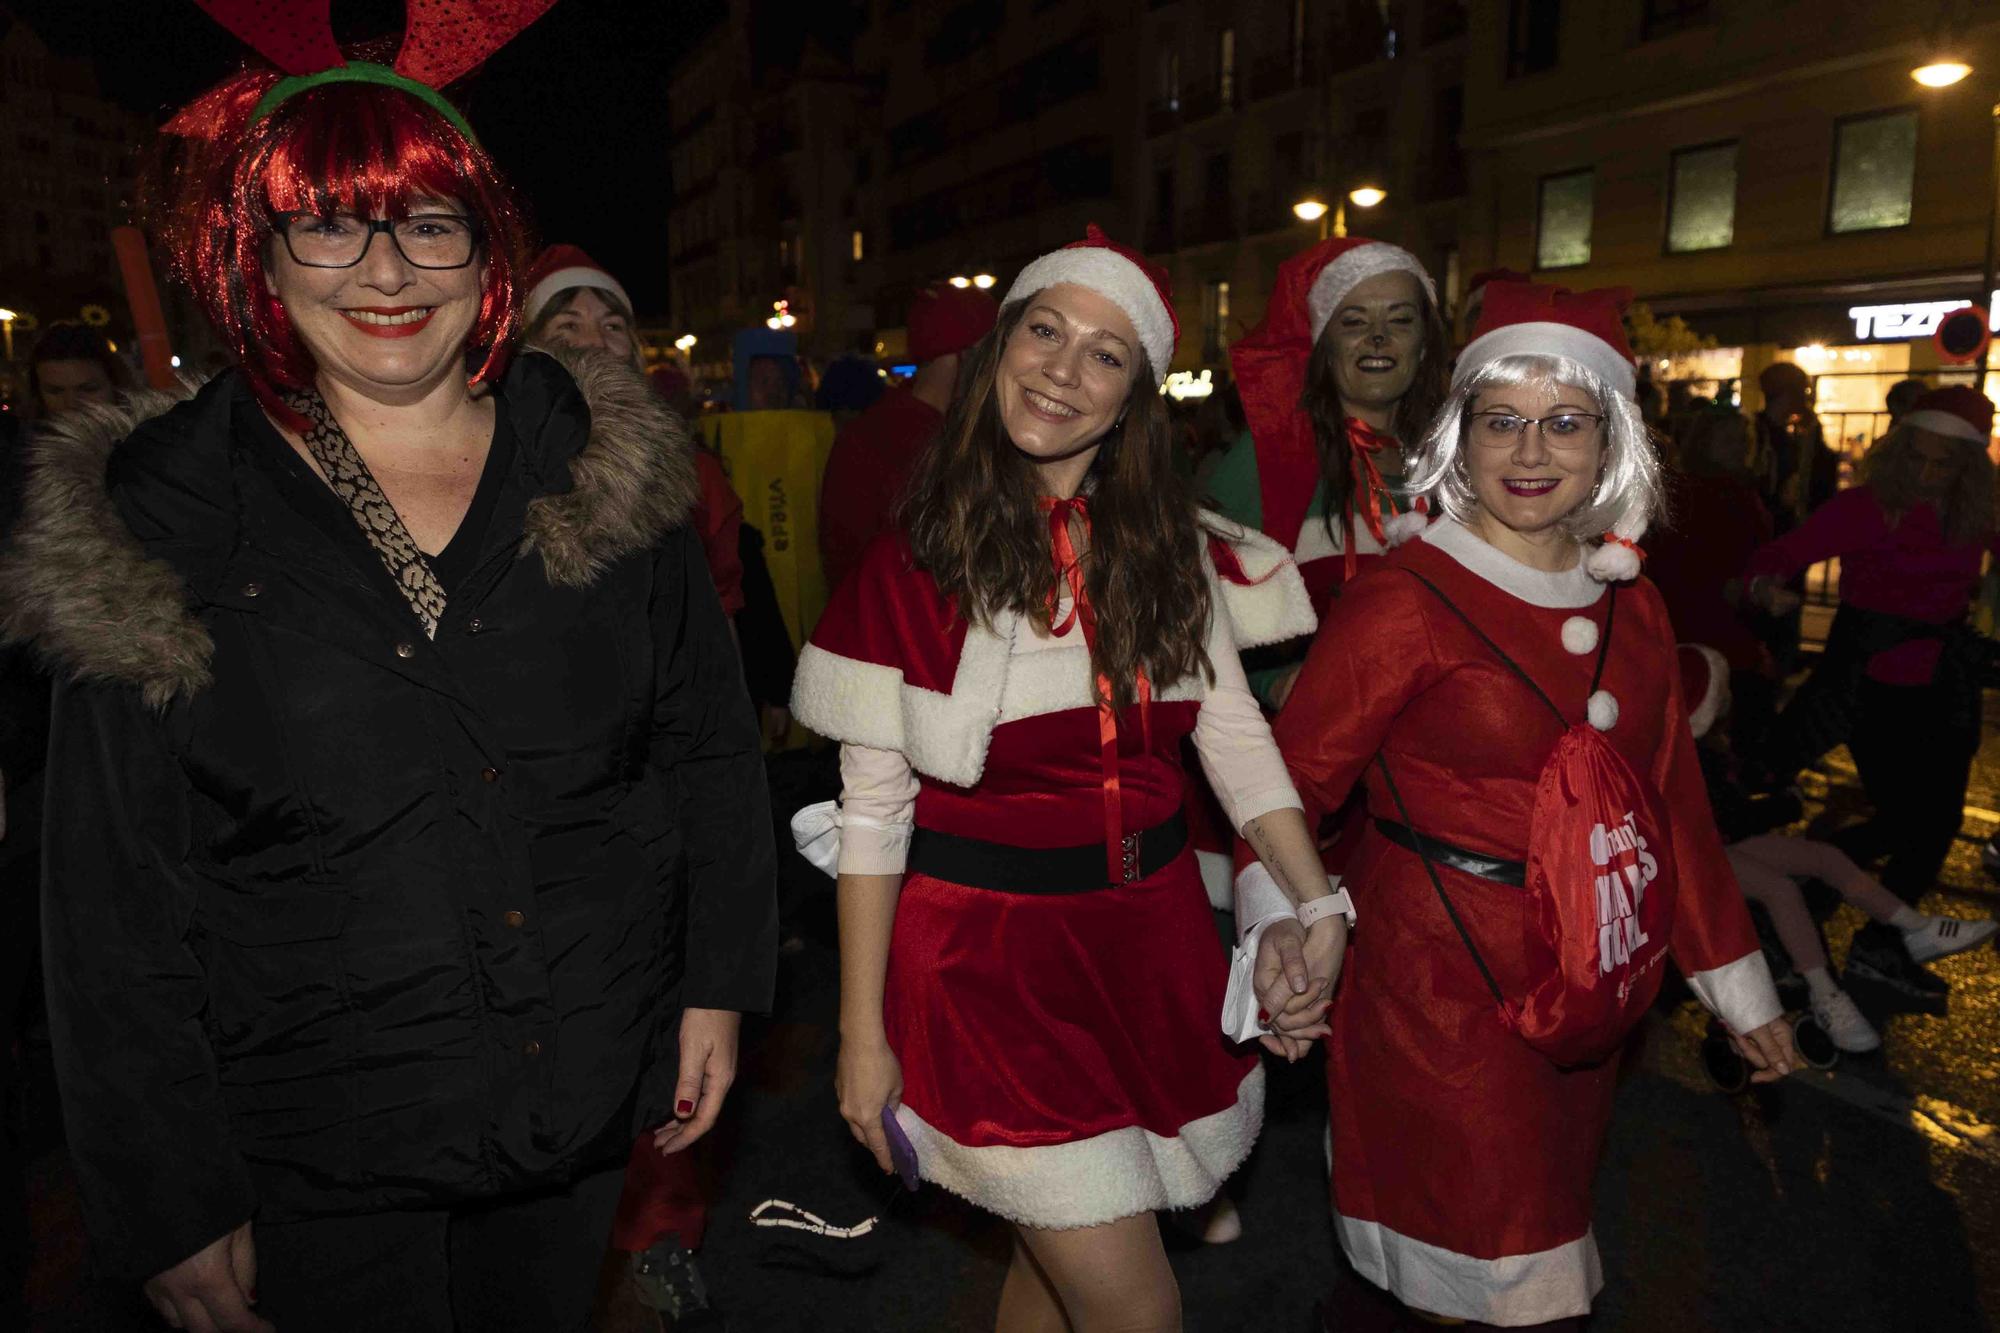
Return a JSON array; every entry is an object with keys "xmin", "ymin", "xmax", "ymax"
[
  {"xmin": 1220, "ymin": 864, "xmax": 1356, "ymax": 1043},
  {"xmin": 789, "ymin": 800, "xmax": 913, "ymax": 878}
]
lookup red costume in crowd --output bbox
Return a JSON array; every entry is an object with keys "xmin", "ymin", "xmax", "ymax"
[{"xmin": 817, "ymin": 282, "xmax": 997, "ymax": 593}]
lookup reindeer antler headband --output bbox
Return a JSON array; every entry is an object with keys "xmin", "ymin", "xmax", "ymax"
[{"xmin": 193, "ymin": 0, "xmax": 557, "ymax": 142}]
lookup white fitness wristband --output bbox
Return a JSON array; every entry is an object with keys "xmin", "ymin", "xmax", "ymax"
[{"xmin": 1296, "ymin": 886, "xmax": 1355, "ymax": 930}]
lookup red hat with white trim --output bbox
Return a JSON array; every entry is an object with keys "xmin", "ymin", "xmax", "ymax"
[
  {"xmin": 907, "ymin": 281, "xmax": 999, "ymax": 363},
  {"xmin": 1678, "ymin": 643, "xmax": 1730, "ymax": 739},
  {"xmin": 1455, "ymin": 281, "xmax": 1637, "ymax": 399},
  {"xmin": 523, "ymin": 244, "xmax": 632, "ymax": 326},
  {"xmin": 1002, "ymin": 225, "xmax": 1177, "ymax": 382},
  {"xmin": 1902, "ymin": 385, "xmax": 1995, "ymax": 445}
]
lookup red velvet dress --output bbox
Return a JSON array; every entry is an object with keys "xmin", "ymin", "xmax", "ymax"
[
  {"xmin": 791, "ymin": 524, "xmax": 1313, "ymax": 1228},
  {"xmin": 1273, "ymin": 522, "xmax": 1780, "ymax": 1325}
]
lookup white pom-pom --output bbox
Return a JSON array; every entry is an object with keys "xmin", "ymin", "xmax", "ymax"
[
  {"xmin": 1584, "ymin": 540, "xmax": 1643, "ymax": 582},
  {"xmin": 1587, "ymin": 689, "xmax": 1619, "ymax": 731},
  {"xmin": 1560, "ymin": 615, "xmax": 1599, "ymax": 655},
  {"xmin": 1383, "ymin": 509, "xmax": 1429, "ymax": 547}
]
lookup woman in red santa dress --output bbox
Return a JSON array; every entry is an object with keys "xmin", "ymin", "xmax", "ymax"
[
  {"xmin": 1205, "ymin": 236, "xmax": 1450, "ymax": 707},
  {"xmin": 1262, "ymin": 282, "xmax": 1800, "ymax": 1331},
  {"xmin": 1193, "ymin": 238, "xmax": 1451, "ymax": 936},
  {"xmin": 790, "ymin": 228, "xmax": 1350, "ymax": 1332}
]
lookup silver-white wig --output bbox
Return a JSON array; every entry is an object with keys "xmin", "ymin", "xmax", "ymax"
[{"xmin": 1401, "ymin": 352, "xmax": 1662, "ymax": 577}]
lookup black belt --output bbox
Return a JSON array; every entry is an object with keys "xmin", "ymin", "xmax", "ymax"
[
  {"xmin": 907, "ymin": 813, "xmax": 1188, "ymax": 894},
  {"xmin": 1374, "ymin": 818, "xmax": 1526, "ymax": 888}
]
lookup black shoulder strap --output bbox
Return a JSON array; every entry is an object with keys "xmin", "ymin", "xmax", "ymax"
[
  {"xmin": 1375, "ymin": 750, "xmax": 1506, "ymax": 1007},
  {"xmin": 1398, "ymin": 567, "xmax": 1617, "ymax": 724},
  {"xmin": 1398, "ymin": 568, "xmax": 1565, "ymax": 724}
]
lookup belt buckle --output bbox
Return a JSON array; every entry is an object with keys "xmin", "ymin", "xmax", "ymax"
[{"xmin": 1121, "ymin": 832, "xmax": 1141, "ymax": 883}]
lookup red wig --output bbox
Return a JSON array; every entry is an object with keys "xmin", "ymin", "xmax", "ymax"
[{"xmin": 150, "ymin": 65, "xmax": 532, "ymax": 422}]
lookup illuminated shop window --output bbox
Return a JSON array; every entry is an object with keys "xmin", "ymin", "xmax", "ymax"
[
  {"xmin": 1535, "ymin": 169, "xmax": 1593, "ymax": 269},
  {"xmin": 1666, "ymin": 141, "xmax": 1736, "ymax": 252},
  {"xmin": 1829, "ymin": 109, "xmax": 1917, "ymax": 234}
]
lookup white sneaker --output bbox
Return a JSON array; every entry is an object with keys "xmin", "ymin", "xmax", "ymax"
[
  {"xmin": 1901, "ymin": 915, "xmax": 1999, "ymax": 964},
  {"xmin": 1812, "ymin": 989, "xmax": 1881, "ymax": 1054}
]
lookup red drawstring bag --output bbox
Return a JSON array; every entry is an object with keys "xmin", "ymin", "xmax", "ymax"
[{"xmin": 1378, "ymin": 571, "xmax": 1679, "ymax": 1067}]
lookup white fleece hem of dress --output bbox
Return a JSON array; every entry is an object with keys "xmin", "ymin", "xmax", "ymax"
[
  {"xmin": 895, "ymin": 1065, "xmax": 1264, "ymax": 1230},
  {"xmin": 1337, "ymin": 1213, "xmax": 1603, "ymax": 1326},
  {"xmin": 1685, "ymin": 949, "xmax": 1784, "ymax": 1035}
]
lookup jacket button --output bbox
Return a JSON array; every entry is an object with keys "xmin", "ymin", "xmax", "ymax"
[
  {"xmin": 241, "ymin": 581, "xmax": 262, "ymax": 597},
  {"xmin": 481, "ymin": 767, "xmax": 501, "ymax": 783},
  {"xmin": 522, "ymin": 1039, "xmax": 542, "ymax": 1058},
  {"xmin": 394, "ymin": 641, "xmax": 416, "ymax": 659},
  {"xmin": 503, "ymin": 909, "xmax": 525, "ymax": 928},
  {"xmin": 467, "ymin": 616, "xmax": 484, "ymax": 633}
]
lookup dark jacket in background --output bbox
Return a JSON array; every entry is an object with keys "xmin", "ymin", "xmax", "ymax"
[{"xmin": 0, "ymin": 349, "xmax": 778, "ymax": 1280}]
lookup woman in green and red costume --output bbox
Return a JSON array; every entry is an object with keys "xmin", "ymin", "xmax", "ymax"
[{"xmin": 1205, "ymin": 237, "xmax": 1450, "ymax": 711}]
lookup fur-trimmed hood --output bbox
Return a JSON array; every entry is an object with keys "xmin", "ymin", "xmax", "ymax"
[{"xmin": 0, "ymin": 347, "xmax": 699, "ymax": 707}]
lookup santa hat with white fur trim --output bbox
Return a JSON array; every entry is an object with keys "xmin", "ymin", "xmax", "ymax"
[
  {"xmin": 1307, "ymin": 237, "xmax": 1437, "ymax": 345},
  {"xmin": 523, "ymin": 244, "xmax": 633, "ymax": 327},
  {"xmin": 1456, "ymin": 281, "xmax": 1647, "ymax": 582},
  {"xmin": 1003, "ymin": 225, "xmax": 1178, "ymax": 383},
  {"xmin": 1902, "ymin": 385, "xmax": 1995, "ymax": 445}
]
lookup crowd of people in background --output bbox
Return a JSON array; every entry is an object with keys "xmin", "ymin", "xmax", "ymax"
[{"xmin": 2, "ymin": 6, "xmax": 1999, "ymax": 1333}]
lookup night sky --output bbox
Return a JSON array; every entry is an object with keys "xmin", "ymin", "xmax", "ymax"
[{"xmin": 7, "ymin": 0, "xmax": 730, "ymax": 315}]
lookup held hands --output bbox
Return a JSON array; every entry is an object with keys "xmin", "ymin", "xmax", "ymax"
[
  {"xmin": 653, "ymin": 1007, "xmax": 741, "ymax": 1155},
  {"xmin": 144, "ymin": 1221, "xmax": 272, "ymax": 1333},
  {"xmin": 1730, "ymin": 1015, "xmax": 1799, "ymax": 1084},
  {"xmin": 835, "ymin": 1030, "xmax": 904, "ymax": 1173},
  {"xmin": 1253, "ymin": 916, "xmax": 1347, "ymax": 1061}
]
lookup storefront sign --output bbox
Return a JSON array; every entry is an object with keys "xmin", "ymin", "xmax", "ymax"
[
  {"xmin": 1848, "ymin": 292, "xmax": 2000, "ymax": 342},
  {"xmin": 1163, "ymin": 369, "xmax": 1214, "ymax": 400}
]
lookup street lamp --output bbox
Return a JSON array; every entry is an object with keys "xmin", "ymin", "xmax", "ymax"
[
  {"xmin": 1292, "ymin": 188, "xmax": 1386, "ymax": 241},
  {"xmin": 1913, "ymin": 60, "xmax": 1972, "ymax": 88},
  {"xmin": 674, "ymin": 333, "xmax": 697, "ymax": 352},
  {"xmin": 972, "ymin": 273, "xmax": 996, "ymax": 289},
  {"xmin": 0, "ymin": 308, "xmax": 15, "ymax": 362},
  {"xmin": 1912, "ymin": 57, "xmax": 1999, "ymax": 390},
  {"xmin": 949, "ymin": 275, "xmax": 971, "ymax": 289}
]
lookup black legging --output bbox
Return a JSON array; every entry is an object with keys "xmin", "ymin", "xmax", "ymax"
[{"xmin": 1844, "ymin": 678, "xmax": 1979, "ymax": 904}]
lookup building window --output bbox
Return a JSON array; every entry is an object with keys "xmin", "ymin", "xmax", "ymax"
[
  {"xmin": 851, "ymin": 229, "xmax": 865, "ymax": 262},
  {"xmin": 1641, "ymin": 0, "xmax": 1708, "ymax": 41},
  {"xmin": 1202, "ymin": 279, "xmax": 1230, "ymax": 364},
  {"xmin": 1159, "ymin": 48, "xmax": 1180, "ymax": 111},
  {"xmin": 1218, "ymin": 30, "xmax": 1236, "ymax": 110},
  {"xmin": 1829, "ymin": 109, "xmax": 1917, "ymax": 234},
  {"xmin": 1292, "ymin": 0, "xmax": 1307, "ymax": 81},
  {"xmin": 1506, "ymin": 0, "xmax": 1561, "ymax": 78},
  {"xmin": 1666, "ymin": 141, "xmax": 1736, "ymax": 252},
  {"xmin": 1535, "ymin": 170, "xmax": 1593, "ymax": 269}
]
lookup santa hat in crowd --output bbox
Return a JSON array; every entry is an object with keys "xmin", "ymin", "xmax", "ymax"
[
  {"xmin": 907, "ymin": 282, "xmax": 1000, "ymax": 363},
  {"xmin": 1678, "ymin": 644, "xmax": 1731, "ymax": 739},
  {"xmin": 1902, "ymin": 385, "xmax": 1995, "ymax": 445},
  {"xmin": 523, "ymin": 244, "xmax": 632, "ymax": 327},
  {"xmin": 1228, "ymin": 236, "xmax": 1437, "ymax": 552},
  {"xmin": 1456, "ymin": 281, "xmax": 1647, "ymax": 582},
  {"xmin": 1003, "ymin": 225, "xmax": 1178, "ymax": 383}
]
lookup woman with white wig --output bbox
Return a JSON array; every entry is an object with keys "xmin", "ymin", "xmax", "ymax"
[{"xmin": 1258, "ymin": 282, "xmax": 1798, "ymax": 1330}]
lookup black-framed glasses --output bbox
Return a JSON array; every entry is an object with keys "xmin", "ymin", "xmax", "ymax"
[
  {"xmin": 1467, "ymin": 410, "xmax": 1606, "ymax": 449},
  {"xmin": 273, "ymin": 212, "xmax": 481, "ymax": 270}
]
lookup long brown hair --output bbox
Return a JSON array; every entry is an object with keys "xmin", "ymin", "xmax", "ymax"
[
  {"xmin": 1301, "ymin": 297, "xmax": 1450, "ymax": 537},
  {"xmin": 901, "ymin": 300, "xmax": 1213, "ymax": 705},
  {"xmin": 1862, "ymin": 422, "xmax": 1996, "ymax": 546}
]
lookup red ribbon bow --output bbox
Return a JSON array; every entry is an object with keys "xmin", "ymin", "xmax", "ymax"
[
  {"xmin": 1342, "ymin": 417, "xmax": 1410, "ymax": 580},
  {"xmin": 1040, "ymin": 496, "xmax": 1152, "ymax": 884}
]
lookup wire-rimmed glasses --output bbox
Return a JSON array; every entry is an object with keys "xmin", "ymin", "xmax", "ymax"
[{"xmin": 1466, "ymin": 410, "xmax": 1606, "ymax": 449}]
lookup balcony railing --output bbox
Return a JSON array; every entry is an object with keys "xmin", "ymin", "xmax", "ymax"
[{"xmin": 1248, "ymin": 53, "xmax": 1315, "ymax": 102}]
